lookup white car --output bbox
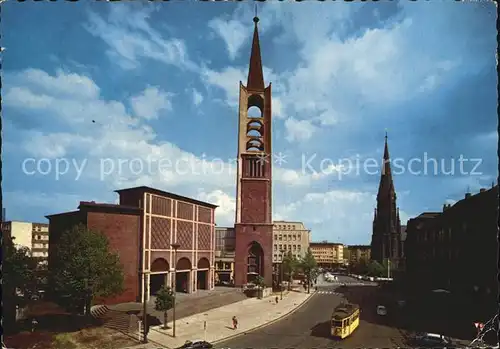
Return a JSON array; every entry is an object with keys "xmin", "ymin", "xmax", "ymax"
[{"xmin": 376, "ymin": 305, "xmax": 387, "ymax": 316}]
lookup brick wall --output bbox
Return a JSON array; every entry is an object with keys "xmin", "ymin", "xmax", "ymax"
[
  {"xmin": 240, "ymin": 180, "xmax": 269, "ymax": 223},
  {"xmin": 234, "ymin": 224, "xmax": 273, "ymax": 287},
  {"xmin": 87, "ymin": 211, "xmax": 141, "ymax": 304},
  {"xmin": 47, "ymin": 211, "xmax": 86, "ymax": 299},
  {"xmin": 117, "ymin": 190, "xmax": 143, "ymax": 207}
]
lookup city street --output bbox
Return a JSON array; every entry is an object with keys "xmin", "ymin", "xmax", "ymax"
[{"xmin": 216, "ymin": 276, "xmax": 408, "ymax": 349}]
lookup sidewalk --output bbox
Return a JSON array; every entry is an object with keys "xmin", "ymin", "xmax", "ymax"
[{"xmin": 147, "ymin": 290, "xmax": 315, "ymax": 348}]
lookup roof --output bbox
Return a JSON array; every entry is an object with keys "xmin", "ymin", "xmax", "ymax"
[
  {"xmin": 310, "ymin": 242, "xmax": 344, "ymax": 246},
  {"xmin": 45, "ymin": 210, "xmax": 81, "ymax": 219},
  {"xmin": 114, "ymin": 186, "xmax": 218, "ymax": 209},
  {"xmin": 2, "ymin": 220, "xmax": 49, "ymax": 225},
  {"xmin": 332, "ymin": 303, "xmax": 359, "ymax": 320},
  {"xmin": 78, "ymin": 201, "xmax": 142, "ymax": 214},
  {"xmin": 348, "ymin": 245, "xmax": 371, "ymax": 249}
]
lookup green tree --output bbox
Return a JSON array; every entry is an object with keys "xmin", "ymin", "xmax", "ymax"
[
  {"xmin": 351, "ymin": 257, "xmax": 369, "ymax": 275},
  {"xmin": 50, "ymin": 224, "xmax": 124, "ymax": 315},
  {"xmin": 367, "ymin": 260, "xmax": 385, "ymax": 277},
  {"xmin": 282, "ymin": 251, "xmax": 299, "ymax": 290},
  {"xmin": 154, "ymin": 286, "xmax": 175, "ymax": 329},
  {"xmin": 299, "ymin": 249, "xmax": 317, "ymax": 294},
  {"xmin": 3, "ymin": 237, "xmax": 38, "ymax": 331},
  {"xmin": 254, "ymin": 275, "xmax": 265, "ymax": 288}
]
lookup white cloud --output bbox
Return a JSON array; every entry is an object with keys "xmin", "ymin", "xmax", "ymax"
[
  {"xmin": 8, "ymin": 68, "xmax": 341, "ymax": 209},
  {"xmin": 192, "ymin": 88, "xmax": 204, "ymax": 106},
  {"xmin": 284, "ymin": 118, "xmax": 317, "ymax": 143},
  {"xmin": 130, "ymin": 86, "xmax": 172, "ymax": 120},
  {"xmin": 202, "ymin": 67, "xmax": 246, "ymax": 107},
  {"xmin": 197, "ymin": 189, "xmax": 236, "ymax": 226},
  {"xmin": 84, "ymin": 6, "xmax": 196, "ymax": 71},
  {"xmin": 275, "ymin": 189, "xmax": 376, "ymax": 242},
  {"xmin": 208, "ymin": 18, "xmax": 248, "ymax": 60}
]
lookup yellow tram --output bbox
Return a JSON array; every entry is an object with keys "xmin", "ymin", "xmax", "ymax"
[{"xmin": 330, "ymin": 302, "xmax": 360, "ymax": 339}]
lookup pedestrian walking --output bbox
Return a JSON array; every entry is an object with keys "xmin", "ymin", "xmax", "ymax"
[
  {"xmin": 31, "ymin": 318, "xmax": 38, "ymax": 333},
  {"xmin": 232, "ymin": 316, "xmax": 238, "ymax": 330},
  {"xmin": 275, "ymin": 296, "xmax": 279, "ymax": 304}
]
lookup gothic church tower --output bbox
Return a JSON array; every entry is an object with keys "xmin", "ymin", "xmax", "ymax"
[{"xmin": 371, "ymin": 133, "xmax": 402, "ymax": 269}]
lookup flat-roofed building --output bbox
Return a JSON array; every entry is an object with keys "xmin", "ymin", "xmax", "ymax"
[
  {"xmin": 346, "ymin": 245, "xmax": 371, "ymax": 265},
  {"xmin": 214, "ymin": 227, "xmax": 235, "ymax": 285},
  {"xmin": 309, "ymin": 241, "xmax": 345, "ymax": 268},
  {"xmin": 272, "ymin": 221, "xmax": 310, "ymax": 263},
  {"xmin": 47, "ymin": 186, "xmax": 218, "ymax": 305},
  {"xmin": 2, "ymin": 221, "xmax": 50, "ymax": 265}
]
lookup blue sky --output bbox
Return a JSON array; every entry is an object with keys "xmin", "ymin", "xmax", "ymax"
[{"xmin": 3, "ymin": 1, "xmax": 497, "ymax": 245}]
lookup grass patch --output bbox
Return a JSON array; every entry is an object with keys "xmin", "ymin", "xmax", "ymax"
[{"xmin": 52, "ymin": 333, "xmax": 78, "ymax": 349}]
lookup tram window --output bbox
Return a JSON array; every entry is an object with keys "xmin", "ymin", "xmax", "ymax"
[{"xmin": 332, "ymin": 320, "xmax": 342, "ymax": 327}]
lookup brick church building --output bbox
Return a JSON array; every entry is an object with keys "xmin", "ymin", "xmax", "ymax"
[
  {"xmin": 47, "ymin": 186, "xmax": 217, "ymax": 304},
  {"xmin": 233, "ymin": 15, "xmax": 274, "ymax": 288},
  {"xmin": 371, "ymin": 134, "xmax": 403, "ymax": 271}
]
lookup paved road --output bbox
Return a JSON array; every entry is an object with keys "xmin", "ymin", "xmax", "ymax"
[{"xmin": 216, "ymin": 277, "xmax": 407, "ymax": 349}]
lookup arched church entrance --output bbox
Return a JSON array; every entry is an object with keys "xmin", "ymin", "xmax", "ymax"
[
  {"xmin": 175, "ymin": 258, "xmax": 191, "ymax": 293},
  {"xmin": 247, "ymin": 241, "xmax": 264, "ymax": 284},
  {"xmin": 150, "ymin": 258, "xmax": 169, "ymax": 295},
  {"xmin": 197, "ymin": 258, "xmax": 210, "ymax": 290}
]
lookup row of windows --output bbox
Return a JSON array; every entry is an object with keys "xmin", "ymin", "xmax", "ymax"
[
  {"xmin": 416, "ymin": 225, "xmax": 467, "ymax": 243},
  {"xmin": 274, "ymin": 224, "xmax": 299, "ymax": 230},
  {"xmin": 33, "ymin": 235, "xmax": 49, "ymax": 241},
  {"xmin": 33, "ymin": 251, "xmax": 48, "ymax": 257},
  {"xmin": 273, "ymin": 253, "xmax": 302, "ymax": 260},
  {"xmin": 33, "ymin": 243, "xmax": 48, "ymax": 249},
  {"xmin": 274, "ymin": 244, "xmax": 302, "ymax": 252},
  {"xmin": 215, "ymin": 262, "xmax": 232, "ymax": 270},
  {"xmin": 274, "ymin": 233, "xmax": 303, "ymax": 242},
  {"xmin": 33, "ymin": 226, "xmax": 49, "ymax": 233}
]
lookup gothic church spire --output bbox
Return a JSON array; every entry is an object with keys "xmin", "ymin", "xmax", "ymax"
[{"xmin": 378, "ymin": 132, "xmax": 395, "ymax": 200}]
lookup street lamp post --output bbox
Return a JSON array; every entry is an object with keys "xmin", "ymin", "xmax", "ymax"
[
  {"xmin": 171, "ymin": 242, "xmax": 181, "ymax": 338},
  {"xmin": 280, "ymin": 250, "xmax": 285, "ymax": 300}
]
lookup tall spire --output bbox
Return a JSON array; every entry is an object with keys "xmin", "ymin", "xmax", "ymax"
[
  {"xmin": 247, "ymin": 15, "xmax": 265, "ymax": 90},
  {"xmin": 378, "ymin": 132, "xmax": 394, "ymax": 197}
]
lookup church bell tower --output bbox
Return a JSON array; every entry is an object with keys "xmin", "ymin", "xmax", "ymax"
[{"xmin": 233, "ymin": 15, "xmax": 273, "ymax": 288}]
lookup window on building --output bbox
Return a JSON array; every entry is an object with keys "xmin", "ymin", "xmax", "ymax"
[
  {"xmin": 279, "ymin": 235, "xmax": 282, "ymax": 241},
  {"xmin": 298, "ymin": 245, "xmax": 301, "ymax": 251},
  {"xmin": 274, "ymin": 244, "xmax": 277, "ymax": 251},
  {"xmin": 293, "ymin": 245, "xmax": 296, "ymax": 251}
]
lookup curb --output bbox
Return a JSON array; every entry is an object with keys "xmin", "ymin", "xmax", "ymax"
[{"xmin": 212, "ymin": 291, "xmax": 317, "ymax": 345}]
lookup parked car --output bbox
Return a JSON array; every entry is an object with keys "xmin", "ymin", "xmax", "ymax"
[
  {"xmin": 412, "ymin": 333, "xmax": 452, "ymax": 348},
  {"xmin": 376, "ymin": 305, "xmax": 387, "ymax": 316},
  {"xmin": 175, "ymin": 340, "xmax": 213, "ymax": 349}
]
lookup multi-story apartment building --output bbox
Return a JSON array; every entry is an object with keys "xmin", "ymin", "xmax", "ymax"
[
  {"xmin": 405, "ymin": 186, "xmax": 497, "ymax": 319},
  {"xmin": 214, "ymin": 227, "xmax": 235, "ymax": 284},
  {"xmin": 2, "ymin": 221, "xmax": 50, "ymax": 264},
  {"xmin": 272, "ymin": 221, "xmax": 311, "ymax": 263},
  {"xmin": 309, "ymin": 241, "xmax": 345, "ymax": 268},
  {"xmin": 346, "ymin": 245, "xmax": 371, "ymax": 265}
]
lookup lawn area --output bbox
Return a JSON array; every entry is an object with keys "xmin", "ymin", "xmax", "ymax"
[
  {"xmin": 4, "ymin": 307, "xmax": 139, "ymax": 349},
  {"xmin": 4, "ymin": 326, "xmax": 138, "ymax": 349}
]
